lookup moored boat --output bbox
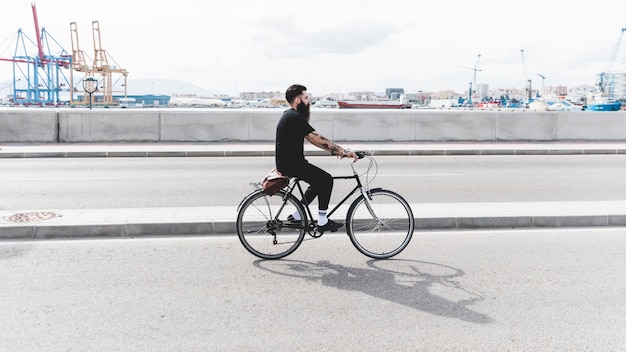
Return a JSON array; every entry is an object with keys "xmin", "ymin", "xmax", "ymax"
[{"xmin": 584, "ymin": 100, "xmax": 622, "ymax": 111}]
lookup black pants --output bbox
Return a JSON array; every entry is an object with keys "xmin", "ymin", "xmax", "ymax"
[{"xmin": 289, "ymin": 162, "xmax": 333, "ymax": 210}]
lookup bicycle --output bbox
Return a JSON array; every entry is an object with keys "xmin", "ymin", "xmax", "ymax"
[{"xmin": 236, "ymin": 151, "xmax": 414, "ymax": 260}]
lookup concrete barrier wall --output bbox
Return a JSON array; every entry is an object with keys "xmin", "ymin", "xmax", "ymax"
[
  {"xmin": 59, "ymin": 111, "xmax": 161, "ymax": 142},
  {"xmin": 1, "ymin": 108, "xmax": 626, "ymax": 143},
  {"xmin": 0, "ymin": 109, "xmax": 59, "ymax": 142}
]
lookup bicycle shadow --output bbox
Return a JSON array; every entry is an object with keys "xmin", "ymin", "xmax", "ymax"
[{"xmin": 253, "ymin": 258, "xmax": 492, "ymax": 324}]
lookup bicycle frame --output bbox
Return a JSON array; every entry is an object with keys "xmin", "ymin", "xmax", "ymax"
[{"xmin": 283, "ymin": 163, "xmax": 380, "ymax": 234}]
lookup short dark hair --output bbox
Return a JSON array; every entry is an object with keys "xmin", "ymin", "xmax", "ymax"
[{"xmin": 285, "ymin": 84, "xmax": 307, "ymax": 104}]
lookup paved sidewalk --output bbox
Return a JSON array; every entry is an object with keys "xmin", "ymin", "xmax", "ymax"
[{"xmin": 2, "ymin": 141, "xmax": 626, "ymax": 239}]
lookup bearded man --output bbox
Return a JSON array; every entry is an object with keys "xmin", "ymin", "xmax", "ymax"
[{"xmin": 275, "ymin": 84, "xmax": 359, "ymax": 232}]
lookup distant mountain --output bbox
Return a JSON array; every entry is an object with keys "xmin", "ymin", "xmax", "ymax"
[{"xmin": 125, "ymin": 78, "xmax": 227, "ymax": 97}]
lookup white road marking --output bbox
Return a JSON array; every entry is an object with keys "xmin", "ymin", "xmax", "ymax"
[
  {"xmin": 379, "ymin": 173, "xmax": 464, "ymax": 177},
  {"xmin": 13, "ymin": 177, "xmax": 122, "ymax": 181}
]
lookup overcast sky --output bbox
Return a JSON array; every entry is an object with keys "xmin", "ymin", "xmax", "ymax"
[{"xmin": 1, "ymin": 0, "xmax": 625, "ymax": 96}]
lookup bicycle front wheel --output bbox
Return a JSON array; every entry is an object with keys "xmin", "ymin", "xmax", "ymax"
[
  {"xmin": 236, "ymin": 190, "xmax": 306, "ymax": 259},
  {"xmin": 346, "ymin": 189, "xmax": 414, "ymax": 259}
]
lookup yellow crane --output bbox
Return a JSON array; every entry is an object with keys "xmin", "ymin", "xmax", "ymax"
[
  {"xmin": 69, "ymin": 21, "xmax": 92, "ymax": 106},
  {"xmin": 69, "ymin": 20, "xmax": 128, "ymax": 107},
  {"xmin": 91, "ymin": 20, "xmax": 128, "ymax": 105}
]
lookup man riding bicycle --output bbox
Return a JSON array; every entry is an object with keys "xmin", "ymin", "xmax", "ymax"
[{"xmin": 276, "ymin": 84, "xmax": 359, "ymax": 233}]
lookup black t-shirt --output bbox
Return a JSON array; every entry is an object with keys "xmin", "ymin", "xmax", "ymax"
[{"xmin": 275, "ymin": 108, "xmax": 315, "ymax": 176}]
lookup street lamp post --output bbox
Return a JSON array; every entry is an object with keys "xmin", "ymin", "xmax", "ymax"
[{"xmin": 82, "ymin": 77, "xmax": 98, "ymax": 110}]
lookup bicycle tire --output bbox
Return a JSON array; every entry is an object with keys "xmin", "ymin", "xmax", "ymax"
[
  {"xmin": 236, "ymin": 190, "xmax": 306, "ymax": 259},
  {"xmin": 346, "ymin": 189, "xmax": 414, "ymax": 259}
]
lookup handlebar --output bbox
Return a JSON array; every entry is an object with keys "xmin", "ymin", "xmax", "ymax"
[{"xmin": 349, "ymin": 150, "xmax": 377, "ymax": 187}]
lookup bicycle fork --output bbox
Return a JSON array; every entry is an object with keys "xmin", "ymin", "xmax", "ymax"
[{"xmin": 360, "ymin": 188, "xmax": 383, "ymax": 226}]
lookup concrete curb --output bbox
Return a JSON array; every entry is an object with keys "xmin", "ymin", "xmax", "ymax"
[
  {"xmin": 3, "ymin": 216, "xmax": 626, "ymax": 240},
  {"xmin": 4, "ymin": 142, "xmax": 626, "ymax": 158}
]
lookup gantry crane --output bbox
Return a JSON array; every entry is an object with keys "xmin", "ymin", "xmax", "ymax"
[
  {"xmin": 69, "ymin": 20, "xmax": 128, "ymax": 106},
  {"xmin": 91, "ymin": 20, "xmax": 128, "ymax": 105},
  {"xmin": 69, "ymin": 21, "xmax": 92, "ymax": 106},
  {"xmin": 0, "ymin": 3, "xmax": 71, "ymax": 105}
]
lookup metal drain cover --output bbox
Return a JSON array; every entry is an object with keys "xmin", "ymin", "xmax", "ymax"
[{"xmin": 3, "ymin": 212, "xmax": 62, "ymax": 223}]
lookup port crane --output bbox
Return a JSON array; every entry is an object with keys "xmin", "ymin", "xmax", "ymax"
[
  {"xmin": 68, "ymin": 21, "xmax": 90, "ymax": 106},
  {"xmin": 455, "ymin": 54, "xmax": 481, "ymax": 104},
  {"xmin": 536, "ymin": 73, "xmax": 545, "ymax": 98},
  {"xmin": 595, "ymin": 28, "xmax": 626, "ymax": 99},
  {"xmin": 0, "ymin": 3, "xmax": 71, "ymax": 105},
  {"xmin": 521, "ymin": 49, "xmax": 533, "ymax": 102},
  {"xmin": 69, "ymin": 20, "xmax": 128, "ymax": 106}
]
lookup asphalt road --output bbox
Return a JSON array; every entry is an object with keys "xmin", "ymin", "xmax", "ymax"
[
  {"xmin": 2, "ymin": 154, "xmax": 626, "ymax": 210},
  {"xmin": 1, "ymin": 228, "xmax": 624, "ymax": 351}
]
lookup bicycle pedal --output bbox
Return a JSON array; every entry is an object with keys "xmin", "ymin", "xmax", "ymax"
[{"xmin": 310, "ymin": 230, "xmax": 324, "ymax": 238}]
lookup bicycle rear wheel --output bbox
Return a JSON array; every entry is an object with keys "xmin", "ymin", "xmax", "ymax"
[
  {"xmin": 236, "ymin": 190, "xmax": 306, "ymax": 259},
  {"xmin": 346, "ymin": 189, "xmax": 414, "ymax": 259}
]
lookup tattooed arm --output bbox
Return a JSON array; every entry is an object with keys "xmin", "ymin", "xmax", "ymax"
[{"xmin": 305, "ymin": 131, "xmax": 359, "ymax": 161}]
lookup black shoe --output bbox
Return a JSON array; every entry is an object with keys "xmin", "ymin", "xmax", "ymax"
[
  {"xmin": 287, "ymin": 214, "xmax": 302, "ymax": 223},
  {"xmin": 317, "ymin": 219, "xmax": 343, "ymax": 233}
]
